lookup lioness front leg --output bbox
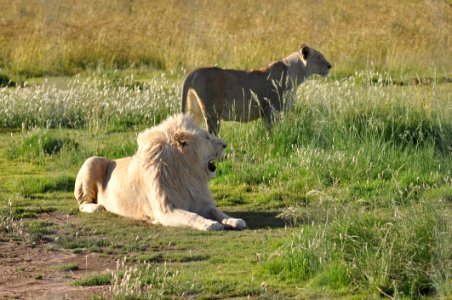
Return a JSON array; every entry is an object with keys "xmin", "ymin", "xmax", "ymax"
[
  {"xmin": 155, "ymin": 208, "xmax": 224, "ymax": 231},
  {"xmin": 209, "ymin": 207, "xmax": 247, "ymax": 230}
]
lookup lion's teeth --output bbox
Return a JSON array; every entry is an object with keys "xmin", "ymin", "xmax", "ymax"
[{"xmin": 208, "ymin": 160, "xmax": 216, "ymax": 172}]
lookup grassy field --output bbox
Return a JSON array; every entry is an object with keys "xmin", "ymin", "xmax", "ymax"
[
  {"xmin": 1, "ymin": 73, "xmax": 451, "ymax": 298},
  {"xmin": 0, "ymin": 0, "xmax": 451, "ymax": 299},
  {"xmin": 0, "ymin": 0, "xmax": 451, "ymax": 80}
]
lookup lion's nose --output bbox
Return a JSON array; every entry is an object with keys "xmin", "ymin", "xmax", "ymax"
[
  {"xmin": 222, "ymin": 142, "xmax": 227, "ymax": 149},
  {"xmin": 327, "ymin": 63, "xmax": 332, "ymax": 69}
]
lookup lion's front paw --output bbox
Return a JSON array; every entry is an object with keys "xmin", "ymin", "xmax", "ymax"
[
  {"xmin": 203, "ymin": 221, "xmax": 224, "ymax": 231},
  {"xmin": 222, "ymin": 218, "xmax": 247, "ymax": 230},
  {"xmin": 79, "ymin": 203, "xmax": 105, "ymax": 213}
]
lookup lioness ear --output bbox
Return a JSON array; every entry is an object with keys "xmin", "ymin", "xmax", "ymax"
[
  {"xmin": 300, "ymin": 44, "xmax": 310, "ymax": 59},
  {"xmin": 174, "ymin": 131, "xmax": 188, "ymax": 147}
]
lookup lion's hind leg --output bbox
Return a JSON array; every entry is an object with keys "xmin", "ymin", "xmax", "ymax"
[{"xmin": 74, "ymin": 156, "xmax": 109, "ymax": 213}]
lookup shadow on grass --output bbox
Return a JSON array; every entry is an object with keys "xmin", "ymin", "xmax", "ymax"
[{"xmin": 225, "ymin": 211, "xmax": 287, "ymax": 229}]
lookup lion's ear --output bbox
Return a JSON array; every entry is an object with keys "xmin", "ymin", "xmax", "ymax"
[
  {"xmin": 300, "ymin": 44, "xmax": 310, "ymax": 59},
  {"xmin": 174, "ymin": 131, "xmax": 189, "ymax": 147}
]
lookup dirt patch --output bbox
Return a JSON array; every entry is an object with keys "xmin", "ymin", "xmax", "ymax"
[{"xmin": 0, "ymin": 214, "xmax": 119, "ymax": 299}]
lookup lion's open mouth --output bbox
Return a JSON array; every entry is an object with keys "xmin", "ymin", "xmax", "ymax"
[{"xmin": 208, "ymin": 160, "xmax": 216, "ymax": 173}]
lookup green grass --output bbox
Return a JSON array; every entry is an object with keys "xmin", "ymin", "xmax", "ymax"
[
  {"xmin": 54, "ymin": 263, "xmax": 79, "ymax": 272},
  {"xmin": 1, "ymin": 3, "xmax": 449, "ymax": 297},
  {"xmin": 265, "ymin": 201, "xmax": 451, "ymax": 298},
  {"xmin": 73, "ymin": 273, "xmax": 112, "ymax": 287},
  {"xmin": 7, "ymin": 131, "xmax": 79, "ymax": 160},
  {"xmin": 15, "ymin": 176, "xmax": 75, "ymax": 198},
  {"xmin": 0, "ymin": 73, "xmax": 450, "ymax": 298}
]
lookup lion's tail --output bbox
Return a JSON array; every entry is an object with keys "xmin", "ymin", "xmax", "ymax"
[{"xmin": 181, "ymin": 71, "xmax": 195, "ymax": 113}]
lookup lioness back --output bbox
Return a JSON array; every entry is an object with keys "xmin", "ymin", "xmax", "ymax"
[{"xmin": 181, "ymin": 43, "xmax": 331, "ymax": 135}]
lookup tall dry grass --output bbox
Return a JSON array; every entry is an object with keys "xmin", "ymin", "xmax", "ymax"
[{"xmin": 0, "ymin": 0, "xmax": 450, "ymax": 77}]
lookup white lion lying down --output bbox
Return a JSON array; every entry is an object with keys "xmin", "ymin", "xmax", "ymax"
[{"xmin": 74, "ymin": 114, "xmax": 246, "ymax": 231}]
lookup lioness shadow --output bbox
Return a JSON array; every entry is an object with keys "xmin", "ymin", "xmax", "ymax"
[{"xmin": 225, "ymin": 211, "xmax": 287, "ymax": 229}]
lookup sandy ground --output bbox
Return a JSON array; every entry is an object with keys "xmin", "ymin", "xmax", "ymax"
[
  {"xmin": 0, "ymin": 241, "xmax": 118, "ymax": 299},
  {"xmin": 0, "ymin": 214, "xmax": 118, "ymax": 300}
]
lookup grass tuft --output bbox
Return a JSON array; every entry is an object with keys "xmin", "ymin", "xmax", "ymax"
[
  {"xmin": 55, "ymin": 263, "xmax": 79, "ymax": 272},
  {"xmin": 265, "ymin": 201, "xmax": 451, "ymax": 297},
  {"xmin": 108, "ymin": 257, "xmax": 190, "ymax": 299},
  {"xmin": 72, "ymin": 273, "xmax": 112, "ymax": 287},
  {"xmin": 7, "ymin": 131, "xmax": 79, "ymax": 160},
  {"xmin": 15, "ymin": 176, "xmax": 75, "ymax": 197},
  {"xmin": 0, "ymin": 200, "xmax": 29, "ymax": 242}
]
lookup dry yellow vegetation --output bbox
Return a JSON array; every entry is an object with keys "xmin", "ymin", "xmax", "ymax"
[{"xmin": 0, "ymin": 0, "xmax": 450, "ymax": 77}]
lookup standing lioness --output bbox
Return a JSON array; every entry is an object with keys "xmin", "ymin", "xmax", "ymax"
[{"xmin": 181, "ymin": 43, "xmax": 332, "ymax": 135}]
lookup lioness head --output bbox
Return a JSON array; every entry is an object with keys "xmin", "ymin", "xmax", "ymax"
[{"xmin": 300, "ymin": 44, "xmax": 332, "ymax": 77}]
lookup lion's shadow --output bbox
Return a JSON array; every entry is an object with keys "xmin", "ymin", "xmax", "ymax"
[{"xmin": 225, "ymin": 211, "xmax": 287, "ymax": 229}]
